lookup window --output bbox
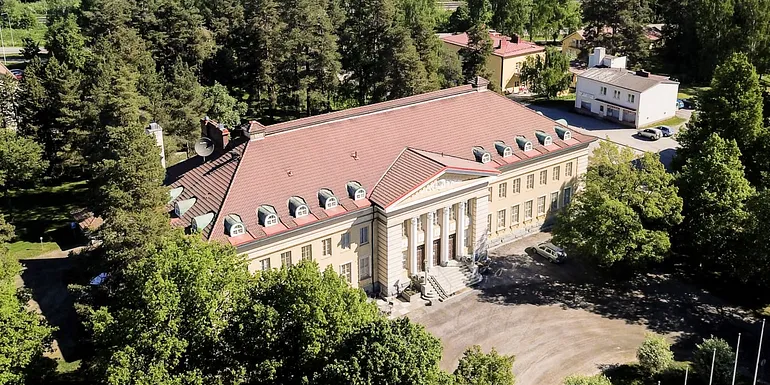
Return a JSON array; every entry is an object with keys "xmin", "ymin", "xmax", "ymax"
[
  {"xmin": 537, "ymin": 196, "xmax": 546, "ymax": 215},
  {"xmin": 524, "ymin": 200, "xmax": 533, "ymax": 220},
  {"xmin": 230, "ymin": 224, "xmax": 245, "ymax": 236},
  {"xmin": 524, "ymin": 142, "xmax": 533, "ymax": 151},
  {"xmin": 402, "ymin": 222, "xmax": 408, "ymax": 237},
  {"xmin": 613, "ymin": 90, "xmax": 621, "ymax": 99},
  {"xmin": 359, "ymin": 255, "xmax": 371, "ymax": 280},
  {"xmin": 600, "ymin": 105, "xmax": 604, "ymax": 112},
  {"xmin": 260, "ymin": 258, "xmax": 271, "ymax": 271},
  {"xmin": 497, "ymin": 209, "xmax": 506, "ymax": 229},
  {"xmin": 565, "ymin": 162, "xmax": 573, "ymax": 177},
  {"xmin": 402, "ymin": 250, "xmax": 408, "ymax": 270},
  {"xmin": 354, "ymin": 188, "xmax": 366, "ymax": 200},
  {"xmin": 322, "ymin": 238, "xmax": 332, "ymax": 256},
  {"xmin": 563, "ymin": 187, "xmax": 573, "ymax": 206},
  {"xmin": 481, "ymin": 153, "xmax": 491, "ymax": 163},
  {"xmin": 539, "ymin": 170, "xmax": 547, "ymax": 185},
  {"xmin": 280, "ymin": 251, "xmax": 292, "ymax": 266},
  {"xmin": 341, "ymin": 232, "xmax": 351, "ymax": 249},
  {"xmin": 515, "ymin": 62, "xmax": 521, "ymax": 71},
  {"xmin": 503, "ymin": 147, "xmax": 512, "ymax": 157},
  {"xmin": 526, "ymin": 174, "xmax": 535, "ymax": 189},
  {"xmin": 553, "ymin": 166, "xmax": 560, "ymax": 181},
  {"xmin": 432, "ymin": 212, "xmax": 439, "ymax": 225},
  {"xmin": 600, "ymin": 86, "xmax": 607, "ymax": 95},
  {"xmin": 340, "ymin": 262, "xmax": 352, "ymax": 283},
  {"xmin": 512, "ymin": 178, "xmax": 521, "ymax": 194},
  {"xmin": 498, "ymin": 183, "xmax": 507, "ymax": 198},
  {"xmin": 627, "ymin": 94, "xmax": 635, "ymax": 103},
  {"xmin": 295, "ymin": 205, "xmax": 309, "ymax": 217},
  {"xmin": 466, "ymin": 201, "xmax": 472, "ymax": 216},
  {"xmin": 544, "ymin": 136, "xmax": 552, "ymax": 146},
  {"xmin": 265, "ymin": 214, "xmax": 278, "ymax": 227},
  {"xmin": 360, "ymin": 226, "xmax": 369, "ymax": 245},
  {"xmin": 511, "ymin": 205, "xmax": 520, "ymax": 224},
  {"xmin": 550, "ymin": 192, "xmax": 559, "ymax": 210},
  {"xmin": 488, "ymin": 187, "xmax": 493, "ymax": 201},
  {"xmin": 487, "ymin": 214, "xmax": 492, "ymax": 233},
  {"xmin": 325, "ymin": 197, "xmax": 338, "ymax": 210},
  {"xmin": 449, "ymin": 206, "xmax": 456, "ymax": 221},
  {"xmin": 301, "ymin": 245, "xmax": 312, "ymax": 261}
]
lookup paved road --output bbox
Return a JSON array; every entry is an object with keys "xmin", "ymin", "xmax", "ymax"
[{"xmin": 410, "ymin": 232, "xmax": 756, "ymax": 385}]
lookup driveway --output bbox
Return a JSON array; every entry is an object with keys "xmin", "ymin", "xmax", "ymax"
[
  {"xmin": 409, "ymin": 233, "xmax": 758, "ymax": 385},
  {"xmin": 525, "ymin": 104, "xmax": 691, "ymax": 169}
]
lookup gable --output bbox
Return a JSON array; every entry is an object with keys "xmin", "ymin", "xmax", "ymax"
[{"xmin": 389, "ymin": 172, "xmax": 488, "ymax": 210}]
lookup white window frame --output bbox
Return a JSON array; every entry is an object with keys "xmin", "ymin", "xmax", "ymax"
[
  {"xmin": 524, "ymin": 200, "xmax": 533, "ymax": 220},
  {"xmin": 553, "ymin": 166, "xmax": 560, "ymax": 181},
  {"xmin": 358, "ymin": 255, "xmax": 371, "ymax": 280},
  {"xmin": 544, "ymin": 136, "xmax": 552, "ymax": 146},
  {"xmin": 563, "ymin": 186, "xmax": 573, "ymax": 206},
  {"xmin": 497, "ymin": 209, "xmax": 506, "ymax": 229},
  {"xmin": 600, "ymin": 86, "xmax": 607, "ymax": 95},
  {"xmin": 512, "ymin": 178, "xmax": 521, "ymax": 194},
  {"xmin": 280, "ymin": 251, "xmax": 292, "ymax": 266},
  {"xmin": 498, "ymin": 183, "xmax": 507, "ymax": 198},
  {"xmin": 540, "ymin": 170, "xmax": 547, "ymax": 185},
  {"xmin": 360, "ymin": 226, "xmax": 369, "ymax": 245},
  {"xmin": 627, "ymin": 94, "xmax": 635, "ymax": 103},
  {"xmin": 566, "ymin": 162, "xmax": 573, "ymax": 177},
  {"xmin": 563, "ymin": 131, "xmax": 571, "ymax": 140},
  {"xmin": 230, "ymin": 223, "xmax": 245, "ymax": 236},
  {"xmin": 511, "ymin": 205, "xmax": 520, "ymax": 224},
  {"xmin": 260, "ymin": 258, "xmax": 271, "ymax": 271},
  {"xmin": 448, "ymin": 206, "xmax": 456, "ymax": 221},
  {"xmin": 354, "ymin": 188, "xmax": 366, "ymax": 200},
  {"xmin": 265, "ymin": 214, "xmax": 278, "ymax": 227},
  {"xmin": 301, "ymin": 244, "xmax": 312, "ymax": 260},
  {"xmin": 526, "ymin": 174, "xmax": 534, "ymax": 189},
  {"xmin": 524, "ymin": 142, "xmax": 533, "ymax": 151},
  {"xmin": 341, "ymin": 232, "xmax": 351, "ymax": 248},
  {"xmin": 322, "ymin": 238, "xmax": 332, "ymax": 256},
  {"xmin": 324, "ymin": 197, "xmax": 338, "ymax": 210},
  {"xmin": 503, "ymin": 147, "xmax": 512, "ymax": 157},
  {"xmin": 340, "ymin": 262, "xmax": 352, "ymax": 283},
  {"xmin": 537, "ymin": 196, "xmax": 546, "ymax": 215},
  {"xmin": 295, "ymin": 205, "xmax": 309, "ymax": 218},
  {"xmin": 481, "ymin": 153, "xmax": 491, "ymax": 163},
  {"xmin": 550, "ymin": 191, "xmax": 559, "ymax": 210}
]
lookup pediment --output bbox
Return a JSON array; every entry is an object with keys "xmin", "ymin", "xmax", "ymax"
[{"xmin": 391, "ymin": 172, "xmax": 487, "ymax": 209}]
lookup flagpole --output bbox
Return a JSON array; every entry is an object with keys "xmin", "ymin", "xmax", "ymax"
[
  {"xmin": 710, "ymin": 348, "xmax": 717, "ymax": 385},
  {"xmin": 754, "ymin": 319, "xmax": 766, "ymax": 385},
  {"xmin": 733, "ymin": 333, "xmax": 741, "ymax": 385},
  {"xmin": 684, "ymin": 367, "xmax": 689, "ymax": 385}
]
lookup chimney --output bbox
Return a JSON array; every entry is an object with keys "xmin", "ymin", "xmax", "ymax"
[
  {"xmin": 247, "ymin": 120, "xmax": 266, "ymax": 141},
  {"xmin": 145, "ymin": 122, "xmax": 166, "ymax": 169},
  {"xmin": 470, "ymin": 76, "xmax": 490, "ymax": 92},
  {"xmin": 496, "ymin": 39, "xmax": 503, "ymax": 49},
  {"xmin": 636, "ymin": 69, "xmax": 650, "ymax": 77},
  {"xmin": 511, "ymin": 34, "xmax": 520, "ymax": 44},
  {"xmin": 200, "ymin": 118, "xmax": 229, "ymax": 150},
  {"xmin": 589, "ymin": 47, "xmax": 606, "ymax": 68}
]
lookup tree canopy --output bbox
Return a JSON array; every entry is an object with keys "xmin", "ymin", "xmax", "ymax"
[{"xmin": 520, "ymin": 47, "xmax": 571, "ymax": 98}]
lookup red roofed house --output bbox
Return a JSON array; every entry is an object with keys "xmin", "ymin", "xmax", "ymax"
[
  {"xmin": 166, "ymin": 78, "xmax": 596, "ymax": 300},
  {"xmin": 440, "ymin": 32, "xmax": 545, "ymax": 94}
]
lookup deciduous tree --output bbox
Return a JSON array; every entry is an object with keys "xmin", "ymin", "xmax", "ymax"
[
  {"xmin": 692, "ymin": 337, "xmax": 733, "ymax": 385},
  {"xmin": 563, "ymin": 374, "xmax": 613, "ymax": 385},
  {"xmin": 637, "ymin": 333, "xmax": 674, "ymax": 375},
  {"xmin": 520, "ymin": 47, "xmax": 571, "ymax": 98},
  {"xmin": 453, "ymin": 345, "xmax": 515, "ymax": 385}
]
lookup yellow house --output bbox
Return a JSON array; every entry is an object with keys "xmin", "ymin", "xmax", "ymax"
[
  {"xmin": 167, "ymin": 78, "xmax": 596, "ymax": 301},
  {"xmin": 561, "ymin": 30, "xmax": 585, "ymax": 58},
  {"xmin": 441, "ymin": 32, "xmax": 545, "ymax": 94}
]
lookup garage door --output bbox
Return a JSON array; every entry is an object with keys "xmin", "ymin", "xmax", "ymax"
[{"xmin": 580, "ymin": 101, "xmax": 592, "ymax": 111}]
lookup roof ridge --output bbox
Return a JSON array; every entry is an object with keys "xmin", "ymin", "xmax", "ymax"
[
  {"xmin": 206, "ymin": 140, "xmax": 250, "ymax": 240},
  {"xmin": 410, "ymin": 147, "xmax": 473, "ymax": 164}
]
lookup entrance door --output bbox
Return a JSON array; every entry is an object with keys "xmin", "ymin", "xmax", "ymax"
[
  {"xmin": 448, "ymin": 234, "xmax": 456, "ymax": 259},
  {"xmin": 432, "ymin": 239, "xmax": 440, "ymax": 266},
  {"xmin": 417, "ymin": 245, "xmax": 425, "ymax": 272}
]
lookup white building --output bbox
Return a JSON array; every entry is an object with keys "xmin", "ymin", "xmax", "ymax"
[{"xmin": 575, "ymin": 48, "xmax": 679, "ymax": 128}]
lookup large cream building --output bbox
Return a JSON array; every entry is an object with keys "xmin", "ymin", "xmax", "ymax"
[{"xmin": 166, "ymin": 78, "xmax": 595, "ymax": 300}]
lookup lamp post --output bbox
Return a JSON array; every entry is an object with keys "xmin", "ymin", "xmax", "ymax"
[
  {"xmin": 0, "ymin": 18, "xmax": 6, "ymax": 64},
  {"xmin": 0, "ymin": 13, "xmax": 13, "ymax": 47}
]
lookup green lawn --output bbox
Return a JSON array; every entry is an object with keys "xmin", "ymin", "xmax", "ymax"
[
  {"xmin": 2, "ymin": 180, "xmax": 90, "ymax": 258},
  {"xmin": 678, "ymin": 85, "xmax": 709, "ymax": 100},
  {"xmin": 643, "ymin": 115, "xmax": 688, "ymax": 128},
  {"xmin": 1, "ymin": 25, "xmax": 47, "ymax": 46}
]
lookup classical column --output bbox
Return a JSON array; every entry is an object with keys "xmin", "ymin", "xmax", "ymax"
[
  {"xmin": 457, "ymin": 201, "xmax": 466, "ymax": 258},
  {"xmin": 409, "ymin": 216, "xmax": 418, "ymax": 275},
  {"xmin": 440, "ymin": 206, "xmax": 450, "ymax": 265},
  {"xmin": 425, "ymin": 212, "xmax": 434, "ymax": 273}
]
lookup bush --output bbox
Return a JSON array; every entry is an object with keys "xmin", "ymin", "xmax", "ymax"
[
  {"xmin": 693, "ymin": 337, "xmax": 734, "ymax": 384},
  {"xmin": 563, "ymin": 374, "xmax": 613, "ymax": 385},
  {"xmin": 637, "ymin": 333, "xmax": 674, "ymax": 375}
]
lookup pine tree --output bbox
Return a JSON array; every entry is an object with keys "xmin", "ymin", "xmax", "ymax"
[
  {"xmin": 45, "ymin": 13, "xmax": 88, "ymax": 69},
  {"xmin": 459, "ymin": 23, "xmax": 494, "ymax": 84},
  {"xmin": 164, "ymin": 60, "xmax": 208, "ymax": 146}
]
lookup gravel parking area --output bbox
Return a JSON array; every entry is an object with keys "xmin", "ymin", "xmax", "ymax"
[{"xmin": 409, "ymin": 232, "xmax": 756, "ymax": 385}]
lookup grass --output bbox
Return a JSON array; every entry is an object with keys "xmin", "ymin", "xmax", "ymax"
[
  {"xmin": 642, "ymin": 115, "xmax": 688, "ymax": 128},
  {"xmin": 56, "ymin": 359, "xmax": 81, "ymax": 374},
  {"xmin": 2, "ymin": 180, "xmax": 90, "ymax": 257},
  {"xmin": 1, "ymin": 25, "xmax": 47, "ymax": 46},
  {"xmin": 678, "ymin": 85, "xmax": 709, "ymax": 100}
]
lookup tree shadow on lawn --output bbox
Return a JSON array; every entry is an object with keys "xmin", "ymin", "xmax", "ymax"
[{"xmin": 477, "ymin": 250, "xmax": 757, "ymax": 361}]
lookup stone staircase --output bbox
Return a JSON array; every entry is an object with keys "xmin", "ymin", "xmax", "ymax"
[{"xmin": 422, "ymin": 262, "xmax": 482, "ymax": 301}]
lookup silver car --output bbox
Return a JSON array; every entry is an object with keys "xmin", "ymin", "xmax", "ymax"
[
  {"xmin": 637, "ymin": 128, "xmax": 662, "ymax": 140},
  {"xmin": 535, "ymin": 242, "xmax": 567, "ymax": 264}
]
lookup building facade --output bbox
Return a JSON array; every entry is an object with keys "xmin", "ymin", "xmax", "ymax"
[
  {"xmin": 575, "ymin": 48, "xmax": 679, "ymax": 128},
  {"xmin": 441, "ymin": 32, "xmax": 545, "ymax": 94},
  {"xmin": 166, "ymin": 79, "xmax": 595, "ymax": 299}
]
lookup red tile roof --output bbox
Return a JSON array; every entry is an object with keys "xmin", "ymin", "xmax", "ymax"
[
  {"xmin": 167, "ymin": 84, "xmax": 595, "ymax": 244},
  {"xmin": 441, "ymin": 32, "xmax": 544, "ymax": 58},
  {"xmin": 0, "ymin": 63, "xmax": 11, "ymax": 77}
]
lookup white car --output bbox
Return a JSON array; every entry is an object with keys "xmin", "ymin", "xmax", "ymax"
[
  {"xmin": 535, "ymin": 242, "xmax": 567, "ymax": 264},
  {"xmin": 637, "ymin": 128, "xmax": 663, "ymax": 140}
]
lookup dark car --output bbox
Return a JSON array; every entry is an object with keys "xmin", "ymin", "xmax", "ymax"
[
  {"xmin": 676, "ymin": 99, "xmax": 684, "ymax": 109},
  {"xmin": 682, "ymin": 98, "xmax": 697, "ymax": 110},
  {"xmin": 9, "ymin": 69, "xmax": 23, "ymax": 80},
  {"xmin": 656, "ymin": 125, "xmax": 675, "ymax": 137}
]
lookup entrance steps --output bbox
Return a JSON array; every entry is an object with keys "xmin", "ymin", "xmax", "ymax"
[{"xmin": 423, "ymin": 262, "xmax": 482, "ymax": 301}]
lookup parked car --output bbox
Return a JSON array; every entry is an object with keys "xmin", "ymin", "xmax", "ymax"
[
  {"xmin": 676, "ymin": 99, "xmax": 685, "ymax": 109},
  {"xmin": 682, "ymin": 98, "xmax": 697, "ymax": 110},
  {"xmin": 637, "ymin": 128, "xmax": 662, "ymax": 140},
  {"xmin": 535, "ymin": 242, "xmax": 567, "ymax": 264},
  {"xmin": 656, "ymin": 125, "xmax": 675, "ymax": 137},
  {"xmin": 9, "ymin": 69, "xmax": 23, "ymax": 80}
]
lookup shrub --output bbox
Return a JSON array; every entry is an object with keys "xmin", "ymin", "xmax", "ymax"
[
  {"xmin": 637, "ymin": 333, "xmax": 674, "ymax": 375},
  {"xmin": 692, "ymin": 337, "xmax": 734, "ymax": 384},
  {"xmin": 563, "ymin": 374, "xmax": 613, "ymax": 385}
]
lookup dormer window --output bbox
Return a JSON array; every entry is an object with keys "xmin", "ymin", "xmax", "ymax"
[
  {"xmin": 515, "ymin": 136, "xmax": 533, "ymax": 151},
  {"xmin": 258, "ymin": 205, "xmax": 279, "ymax": 227},
  {"xmin": 169, "ymin": 186, "xmax": 183, "ymax": 203},
  {"xmin": 554, "ymin": 126, "xmax": 572, "ymax": 140},
  {"xmin": 535, "ymin": 130, "xmax": 553, "ymax": 146},
  {"xmin": 224, "ymin": 214, "xmax": 246, "ymax": 236},
  {"xmin": 318, "ymin": 188, "xmax": 339, "ymax": 210},
  {"xmin": 174, "ymin": 197, "xmax": 196, "ymax": 217},
  {"xmin": 191, "ymin": 212, "xmax": 214, "ymax": 233},
  {"xmin": 347, "ymin": 181, "xmax": 366, "ymax": 200},
  {"xmin": 472, "ymin": 146, "xmax": 492, "ymax": 164},
  {"xmin": 494, "ymin": 140, "xmax": 513, "ymax": 158},
  {"xmin": 288, "ymin": 196, "xmax": 309, "ymax": 218}
]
